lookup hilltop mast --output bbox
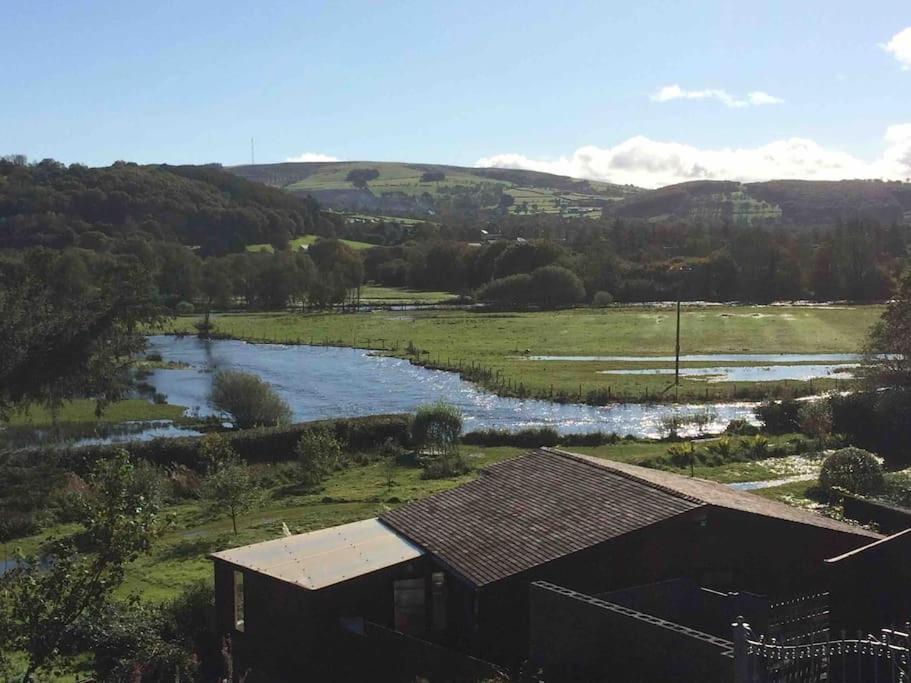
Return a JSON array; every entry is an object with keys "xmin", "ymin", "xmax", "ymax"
[{"xmin": 250, "ymin": 138, "xmax": 255, "ymax": 165}]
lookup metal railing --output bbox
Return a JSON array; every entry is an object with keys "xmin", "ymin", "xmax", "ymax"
[{"xmin": 734, "ymin": 617, "xmax": 911, "ymax": 682}]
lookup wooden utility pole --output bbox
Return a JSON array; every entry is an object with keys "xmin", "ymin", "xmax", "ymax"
[{"xmin": 675, "ymin": 294, "xmax": 682, "ymax": 386}]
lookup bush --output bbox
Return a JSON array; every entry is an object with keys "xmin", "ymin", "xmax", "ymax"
[
  {"xmin": 592, "ymin": 290, "xmax": 614, "ymax": 307},
  {"xmin": 831, "ymin": 390, "xmax": 911, "ymax": 466},
  {"xmin": 412, "ymin": 403, "xmax": 462, "ymax": 456},
  {"xmin": 560, "ymin": 432, "xmax": 620, "ymax": 447},
  {"xmin": 421, "ymin": 452, "xmax": 470, "ymax": 480},
  {"xmin": 476, "ymin": 273, "xmax": 533, "ymax": 306},
  {"xmin": 818, "ymin": 447, "xmax": 885, "ymax": 496},
  {"xmin": 296, "ymin": 427, "xmax": 343, "ymax": 488},
  {"xmin": 756, "ymin": 399, "xmax": 801, "ymax": 434},
  {"xmin": 798, "ymin": 400, "xmax": 833, "ymax": 445},
  {"xmin": 210, "ymin": 370, "xmax": 292, "ymax": 429},
  {"xmin": 175, "ymin": 300, "xmax": 195, "ymax": 314},
  {"xmin": 724, "ymin": 419, "xmax": 760, "ymax": 436},
  {"xmin": 462, "ymin": 427, "xmax": 559, "ymax": 448}
]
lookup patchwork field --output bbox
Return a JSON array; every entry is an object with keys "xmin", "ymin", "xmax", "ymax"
[{"xmin": 162, "ymin": 303, "xmax": 882, "ymax": 403}]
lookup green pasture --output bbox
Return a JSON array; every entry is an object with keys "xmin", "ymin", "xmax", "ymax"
[{"xmin": 3, "ymin": 399, "xmax": 185, "ymax": 427}]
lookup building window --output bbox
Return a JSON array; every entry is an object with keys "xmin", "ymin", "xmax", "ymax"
[
  {"xmin": 393, "ymin": 577, "xmax": 426, "ymax": 635},
  {"xmin": 233, "ymin": 570, "xmax": 245, "ymax": 632},
  {"xmin": 431, "ymin": 572, "xmax": 446, "ymax": 632}
]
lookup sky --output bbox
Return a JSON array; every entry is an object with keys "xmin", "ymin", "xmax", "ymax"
[{"xmin": 2, "ymin": 1, "xmax": 910, "ymax": 188}]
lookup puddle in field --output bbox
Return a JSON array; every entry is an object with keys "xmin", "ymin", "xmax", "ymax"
[{"xmin": 597, "ymin": 364, "xmax": 857, "ymax": 383}]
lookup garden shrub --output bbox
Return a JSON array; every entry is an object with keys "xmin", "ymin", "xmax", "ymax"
[
  {"xmin": 818, "ymin": 447, "xmax": 885, "ymax": 496},
  {"xmin": 724, "ymin": 419, "xmax": 759, "ymax": 436},
  {"xmin": 175, "ymin": 300, "xmax": 195, "ymax": 314},
  {"xmin": 756, "ymin": 399, "xmax": 801, "ymax": 434}
]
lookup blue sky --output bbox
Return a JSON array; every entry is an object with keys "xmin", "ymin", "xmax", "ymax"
[{"xmin": 2, "ymin": 1, "xmax": 909, "ymax": 186}]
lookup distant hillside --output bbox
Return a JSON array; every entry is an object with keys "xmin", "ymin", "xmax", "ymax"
[
  {"xmin": 0, "ymin": 160, "xmax": 335, "ymax": 252},
  {"xmin": 228, "ymin": 161, "xmax": 642, "ymax": 219},
  {"xmin": 604, "ymin": 179, "xmax": 911, "ymax": 226}
]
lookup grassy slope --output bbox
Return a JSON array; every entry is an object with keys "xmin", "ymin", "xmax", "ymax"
[
  {"xmin": 271, "ymin": 161, "xmax": 632, "ymax": 216},
  {"xmin": 3, "ymin": 399, "xmax": 185, "ymax": 426},
  {"xmin": 162, "ymin": 304, "xmax": 881, "ymax": 402}
]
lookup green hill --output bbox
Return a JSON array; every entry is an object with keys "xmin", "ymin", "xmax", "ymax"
[
  {"xmin": 0, "ymin": 159, "xmax": 336, "ymax": 252},
  {"xmin": 228, "ymin": 161, "xmax": 642, "ymax": 219},
  {"xmin": 604, "ymin": 179, "xmax": 911, "ymax": 227}
]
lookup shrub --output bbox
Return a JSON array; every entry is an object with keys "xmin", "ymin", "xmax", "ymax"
[
  {"xmin": 724, "ymin": 419, "xmax": 760, "ymax": 436},
  {"xmin": 667, "ymin": 443, "xmax": 697, "ymax": 475},
  {"xmin": 476, "ymin": 273, "xmax": 533, "ymax": 306},
  {"xmin": 461, "ymin": 427, "xmax": 559, "ymax": 448},
  {"xmin": 559, "ymin": 432, "xmax": 620, "ymax": 447},
  {"xmin": 210, "ymin": 370, "xmax": 292, "ymax": 429},
  {"xmin": 412, "ymin": 403, "xmax": 462, "ymax": 456},
  {"xmin": 592, "ymin": 290, "xmax": 614, "ymax": 307},
  {"xmin": 739, "ymin": 435, "xmax": 770, "ymax": 460},
  {"xmin": 175, "ymin": 300, "xmax": 195, "ymax": 314},
  {"xmin": 818, "ymin": 447, "xmax": 885, "ymax": 496},
  {"xmin": 798, "ymin": 400, "xmax": 833, "ymax": 445},
  {"xmin": 528, "ymin": 266, "xmax": 586, "ymax": 307},
  {"xmin": 756, "ymin": 399, "xmax": 801, "ymax": 434},
  {"xmin": 296, "ymin": 427, "xmax": 343, "ymax": 488},
  {"xmin": 421, "ymin": 452, "xmax": 470, "ymax": 480}
]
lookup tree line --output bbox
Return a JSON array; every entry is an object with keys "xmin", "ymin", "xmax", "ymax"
[{"xmin": 364, "ymin": 218, "xmax": 908, "ymax": 304}]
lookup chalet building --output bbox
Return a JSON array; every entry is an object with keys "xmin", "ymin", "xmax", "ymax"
[{"xmin": 211, "ymin": 448, "xmax": 888, "ymax": 682}]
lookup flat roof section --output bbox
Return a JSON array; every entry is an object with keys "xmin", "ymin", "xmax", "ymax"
[{"xmin": 210, "ymin": 517, "xmax": 425, "ymax": 590}]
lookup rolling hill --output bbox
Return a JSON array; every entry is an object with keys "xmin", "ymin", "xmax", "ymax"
[
  {"xmin": 599, "ymin": 179, "xmax": 911, "ymax": 226},
  {"xmin": 228, "ymin": 161, "xmax": 642, "ymax": 219},
  {"xmin": 230, "ymin": 161, "xmax": 911, "ymax": 227}
]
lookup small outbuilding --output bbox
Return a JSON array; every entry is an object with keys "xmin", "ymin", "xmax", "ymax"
[{"xmin": 211, "ymin": 448, "xmax": 880, "ymax": 681}]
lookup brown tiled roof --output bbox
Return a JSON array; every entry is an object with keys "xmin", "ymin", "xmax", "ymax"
[
  {"xmin": 550, "ymin": 449, "xmax": 881, "ymax": 540},
  {"xmin": 380, "ymin": 449, "xmax": 702, "ymax": 586},
  {"xmin": 381, "ymin": 448, "xmax": 880, "ymax": 587}
]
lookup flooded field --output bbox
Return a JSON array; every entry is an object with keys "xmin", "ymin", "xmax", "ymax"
[{"xmin": 142, "ymin": 336, "xmax": 760, "ymax": 438}]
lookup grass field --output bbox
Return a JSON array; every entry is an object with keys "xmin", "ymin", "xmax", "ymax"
[
  {"xmin": 245, "ymin": 234, "xmax": 375, "ymax": 253},
  {"xmin": 359, "ymin": 284, "xmax": 457, "ymax": 304},
  {"xmin": 162, "ymin": 304, "xmax": 882, "ymax": 403},
  {"xmin": 3, "ymin": 399, "xmax": 186, "ymax": 426}
]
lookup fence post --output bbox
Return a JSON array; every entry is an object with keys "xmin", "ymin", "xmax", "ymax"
[{"xmin": 732, "ymin": 616, "xmax": 751, "ymax": 683}]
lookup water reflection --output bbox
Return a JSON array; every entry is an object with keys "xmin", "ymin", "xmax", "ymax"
[{"xmin": 145, "ymin": 336, "xmax": 759, "ymax": 438}]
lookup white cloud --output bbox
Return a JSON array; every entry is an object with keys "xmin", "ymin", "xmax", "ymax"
[
  {"xmin": 475, "ymin": 125, "xmax": 911, "ymax": 188},
  {"xmin": 285, "ymin": 152, "xmax": 340, "ymax": 162},
  {"xmin": 650, "ymin": 84, "xmax": 784, "ymax": 108},
  {"xmin": 882, "ymin": 26, "xmax": 911, "ymax": 70}
]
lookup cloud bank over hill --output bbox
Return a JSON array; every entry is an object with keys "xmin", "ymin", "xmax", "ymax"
[
  {"xmin": 476, "ymin": 125, "xmax": 911, "ymax": 188},
  {"xmin": 285, "ymin": 152, "xmax": 340, "ymax": 162}
]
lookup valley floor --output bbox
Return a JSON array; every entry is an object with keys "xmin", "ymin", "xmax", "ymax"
[{"xmin": 161, "ymin": 303, "xmax": 882, "ymax": 403}]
